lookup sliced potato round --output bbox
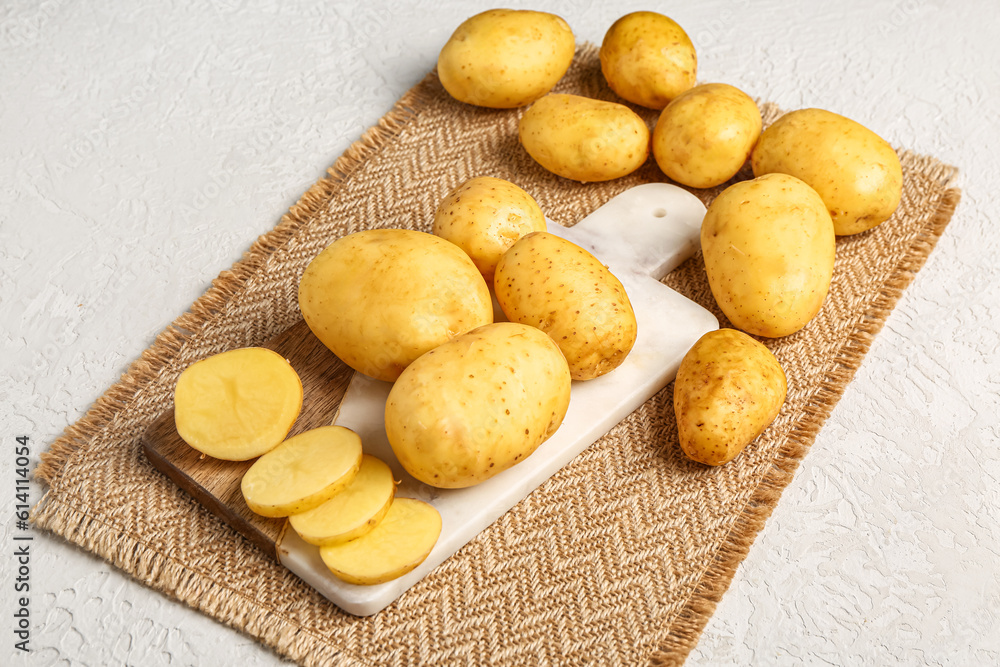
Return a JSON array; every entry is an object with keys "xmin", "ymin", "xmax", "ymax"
[
  {"xmin": 319, "ymin": 498, "xmax": 442, "ymax": 586},
  {"xmin": 241, "ymin": 426, "xmax": 363, "ymax": 518},
  {"xmin": 288, "ymin": 455, "xmax": 396, "ymax": 547},
  {"xmin": 174, "ymin": 347, "xmax": 302, "ymax": 461}
]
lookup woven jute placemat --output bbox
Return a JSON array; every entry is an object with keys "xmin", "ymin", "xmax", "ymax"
[{"xmin": 34, "ymin": 44, "xmax": 960, "ymax": 666}]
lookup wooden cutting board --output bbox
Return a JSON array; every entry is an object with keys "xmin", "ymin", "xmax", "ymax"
[
  {"xmin": 143, "ymin": 183, "xmax": 719, "ymax": 616},
  {"xmin": 142, "ymin": 320, "xmax": 353, "ymax": 558}
]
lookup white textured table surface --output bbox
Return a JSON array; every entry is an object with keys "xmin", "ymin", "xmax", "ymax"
[{"xmin": 3, "ymin": 1, "xmax": 998, "ymax": 665}]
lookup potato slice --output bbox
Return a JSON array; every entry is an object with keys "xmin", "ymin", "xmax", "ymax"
[
  {"xmin": 319, "ymin": 498, "xmax": 442, "ymax": 585},
  {"xmin": 174, "ymin": 347, "xmax": 302, "ymax": 461},
  {"xmin": 289, "ymin": 455, "xmax": 396, "ymax": 546},
  {"xmin": 241, "ymin": 426, "xmax": 362, "ymax": 518}
]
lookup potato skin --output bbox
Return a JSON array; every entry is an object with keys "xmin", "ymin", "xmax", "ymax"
[
  {"xmin": 751, "ymin": 108, "xmax": 903, "ymax": 236},
  {"xmin": 600, "ymin": 11, "xmax": 697, "ymax": 109},
  {"xmin": 701, "ymin": 173, "xmax": 835, "ymax": 338},
  {"xmin": 437, "ymin": 9, "xmax": 575, "ymax": 109},
  {"xmin": 519, "ymin": 93, "xmax": 650, "ymax": 182},
  {"xmin": 494, "ymin": 231, "xmax": 637, "ymax": 380},
  {"xmin": 385, "ymin": 322, "xmax": 571, "ymax": 489},
  {"xmin": 432, "ymin": 176, "xmax": 546, "ymax": 285},
  {"xmin": 298, "ymin": 229, "xmax": 492, "ymax": 382},
  {"xmin": 674, "ymin": 329, "xmax": 787, "ymax": 466},
  {"xmin": 653, "ymin": 83, "xmax": 762, "ymax": 189}
]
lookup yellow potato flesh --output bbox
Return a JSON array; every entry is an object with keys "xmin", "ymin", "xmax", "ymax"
[
  {"xmin": 494, "ymin": 231, "xmax": 637, "ymax": 380},
  {"xmin": 174, "ymin": 347, "xmax": 302, "ymax": 461},
  {"xmin": 751, "ymin": 108, "xmax": 903, "ymax": 236},
  {"xmin": 653, "ymin": 83, "xmax": 761, "ymax": 188},
  {"xmin": 298, "ymin": 228, "xmax": 493, "ymax": 382},
  {"xmin": 600, "ymin": 11, "xmax": 697, "ymax": 109},
  {"xmin": 437, "ymin": 9, "xmax": 575, "ymax": 109},
  {"xmin": 241, "ymin": 426, "xmax": 362, "ymax": 518},
  {"xmin": 288, "ymin": 455, "xmax": 396, "ymax": 547},
  {"xmin": 319, "ymin": 498, "xmax": 442, "ymax": 586},
  {"xmin": 701, "ymin": 173, "xmax": 835, "ymax": 338},
  {"xmin": 433, "ymin": 176, "xmax": 547, "ymax": 285},
  {"xmin": 674, "ymin": 329, "xmax": 787, "ymax": 466},
  {"xmin": 385, "ymin": 322, "xmax": 571, "ymax": 489},
  {"xmin": 519, "ymin": 93, "xmax": 650, "ymax": 183}
]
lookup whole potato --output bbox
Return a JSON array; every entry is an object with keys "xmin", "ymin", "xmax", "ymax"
[
  {"xmin": 437, "ymin": 9, "xmax": 575, "ymax": 109},
  {"xmin": 385, "ymin": 322, "xmax": 572, "ymax": 489},
  {"xmin": 653, "ymin": 83, "xmax": 761, "ymax": 188},
  {"xmin": 600, "ymin": 11, "xmax": 697, "ymax": 109},
  {"xmin": 494, "ymin": 231, "xmax": 637, "ymax": 380},
  {"xmin": 433, "ymin": 176, "xmax": 546, "ymax": 285},
  {"xmin": 674, "ymin": 328, "xmax": 787, "ymax": 466},
  {"xmin": 701, "ymin": 173, "xmax": 835, "ymax": 338},
  {"xmin": 299, "ymin": 229, "xmax": 492, "ymax": 382},
  {"xmin": 751, "ymin": 108, "xmax": 903, "ymax": 235},
  {"xmin": 519, "ymin": 93, "xmax": 650, "ymax": 182}
]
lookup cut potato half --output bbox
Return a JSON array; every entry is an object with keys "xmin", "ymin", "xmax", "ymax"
[
  {"xmin": 174, "ymin": 347, "xmax": 302, "ymax": 461},
  {"xmin": 241, "ymin": 426, "xmax": 363, "ymax": 518},
  {"xmin": 289, "ymin": 455, "xmax": 396, "ymax": 547},
  {"xmin": 319, "ymin": 498, "xmax": 442, "ymax": 585}
]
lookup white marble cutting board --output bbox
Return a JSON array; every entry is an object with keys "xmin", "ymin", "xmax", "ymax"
[{"xmin": 278, "ymin": 183, "xmax": 719, "ymax": 616}]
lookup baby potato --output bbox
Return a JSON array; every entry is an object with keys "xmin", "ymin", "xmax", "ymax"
[
  {"xmin": 298, "ymin": 229, "xmax": 492, "ymax": 382},
  {"xmin": 437, "ymin": 9, "xmax": 575, "ymax": 109},
  {"xmin": 494, "ymin": 231, "xmax": 637, "ymax": 380},
  {"xmin": 600, "ymin": 11, "xmax": 697, "ymax": 109},
  {"xmin": 653, "ymin": 83, "xmax": 762, "ymax": 189},
  {"xmin": 752, "ymin": 108, "xmax": 903, "ymax": 235},
  {"xmin": 432, "ymin": 176, "xmax": 546, "ymax": 285},
  {"xmin": 701, "ymin": 173, "xmax": 835, "ymax": 338},
  {"xmin": 385, "ymin": 322, "xmax": 571, "ymax": 489},
  {"xmin": 674, "ymin": 329, "xmax": 787, "ymax": 466},
  {"xmin": 519, "ymin": 93, "xmax": 650, "ymax": 182}
]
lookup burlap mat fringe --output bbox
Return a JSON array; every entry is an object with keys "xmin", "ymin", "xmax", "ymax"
[{"xmin": 35, "ymin": 486, "xmax": 363, "ymax": 666}]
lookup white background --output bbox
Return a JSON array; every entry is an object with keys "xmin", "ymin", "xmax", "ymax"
[{"xmin": 3, "ymin": 0, "xmax": 998, "ymax": 665}]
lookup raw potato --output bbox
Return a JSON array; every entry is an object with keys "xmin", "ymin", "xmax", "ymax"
[
  {"xmin": 751, "ymin": 108, "xmax": 903, "ymax": 236},
  {"xmin": 299, "ymin": 229, "xmax": 492, "ymax": 382},
  {"xmin": 174, "ymin": 347, "xmax": 302, "ymax": 461},
  {"xmin": 241, "ymin": 426, "xmax": 363, "ymax": 518},
  {"xmin": 432, "ymin": 176, "xmax": 547, "ymax": 285},
  {"xmin": 600, "ymin": 11, "xmax": 697, "ymax": 109},
  {"xmin": 319, "ymin": 498, "xmax": 442, "ymax": 585},
  {"xmin": 653, "ymin": 83, "xmax": 762, "ymax": 188},
  {"xmin": 494, "ymin": 231, "xmax": 637, "ymax": 380},
  {"xmin": 701, "ymin": 173, "xmax": 835, "ymax": 338},
  {"xmin": 674, "ymin": 329, "xmax": 787, "ymax": 466},
  {"xmin": 385, "ymin": 322, "xmax": 571, "ymax": 489},
  {"xmin": 519, "ymin": 93, "xmax": 650, "ymax": 182},
  {"xmin": 289, "ymin": 455, "xmax": 396, "ymax": 547},
  {"xmin": 437, "ymin": 9, "xmax": 575, "ymax": 109}
]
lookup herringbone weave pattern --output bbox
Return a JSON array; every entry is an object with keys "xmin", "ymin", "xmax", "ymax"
[{"xmin": 34, "ymin": 45, "xmax": 960, "ymax": 666}]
